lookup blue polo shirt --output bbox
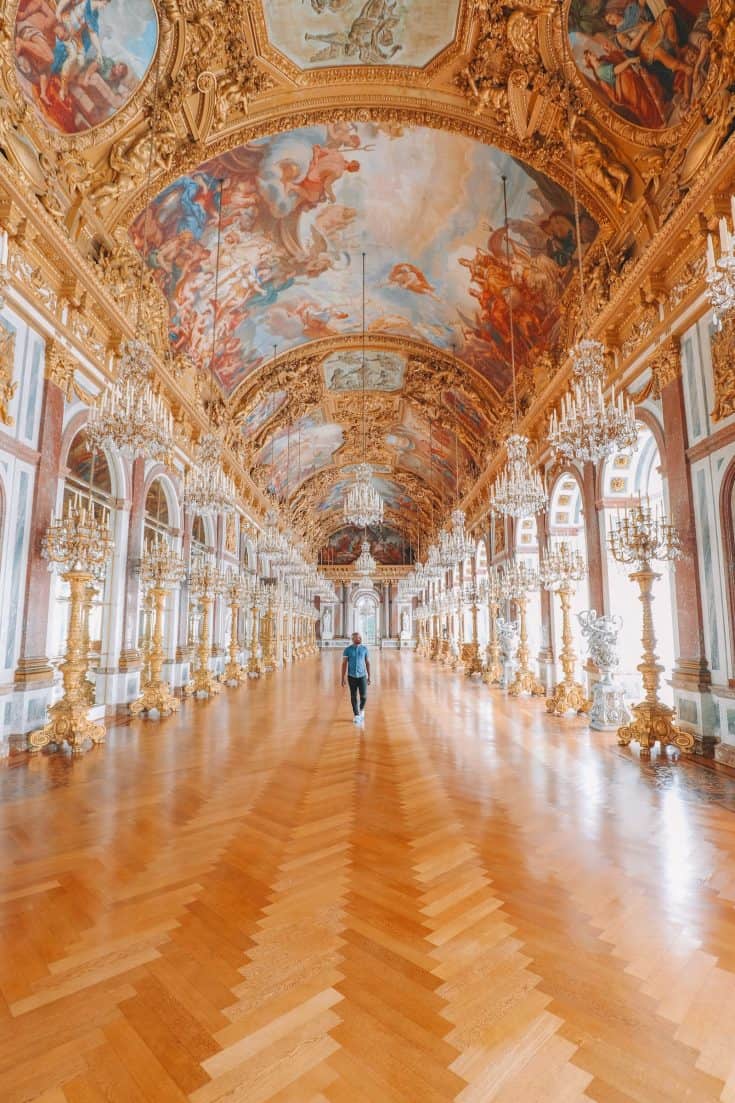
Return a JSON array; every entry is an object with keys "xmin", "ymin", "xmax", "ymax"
[{"xmin": 343, "ymin": 643, "xmax": 369, "ymax": 678}]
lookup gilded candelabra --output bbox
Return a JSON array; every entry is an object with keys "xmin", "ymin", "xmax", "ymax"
[
  {"xmin": 260, "ymin": 581, "xmax": 278, "ymax": 673},
  {"xmin": 540, "ymin": 542, "xmax": 590, "ymax": 717},
  {"xmin": 30, "ymin": 501, "xmax": 114, "ymax": 754},
  {"xmin": 131, "ymin": 539, "xmax": 185, "ymax": 717},
  {"xmin": 501, "ymin": 561, "xmax": 545, "ymax": 698},
  {"xmin": 247, "ymin": 583, "xmax": 263, "ymax": 678},
  {"xmin": 463, "ymin": 579, "xmax": 484, "ymax": 677},
  {"xmin": 608, "ymin": 499, "xmax": 693, "ymax": 756},
  {"xmin": 482, "ymin": 568, "xmax": 504, "ymax": 686},
  {"xmin": 223, "ymin": 574, "xmax": 249, "ymax": 686},
  {"xmin": 184, "ymin": 558, "xmax": 224, "ymax": 698}
]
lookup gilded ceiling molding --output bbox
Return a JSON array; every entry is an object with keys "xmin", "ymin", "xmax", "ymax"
[{"xmin": 711, "ymin": 314, "xmax": 735, "ymax": 421}]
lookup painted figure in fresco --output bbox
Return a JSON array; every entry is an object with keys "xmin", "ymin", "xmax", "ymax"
[
  {"xmin": 308, "ymin": 0, "xmax": 349, "ymax": 10},
  {"xmin": 281, "ymin": 145, "xmax": 361, "ymax": 208},
  {"xmin": 305, "ymin": 0, "xmax": 403, "ymax": 63},
  {"xmin": 386, "ymin": 263, "xmax": 439, "ymax": 299},
  {"xmin": 14, "ymin": 0, "xmax": 155, "ymax": 133},
  {"xmin": 571, "ymin": 0, "xmax": 709, "ymax": 129}
]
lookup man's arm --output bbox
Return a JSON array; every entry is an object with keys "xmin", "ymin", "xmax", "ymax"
[
  {"xmin": 365, "ymin": 657, "xmax": 371, "ymax": 684},
  {"xmin": 341, "ymin": 657, "xmax": 348, "ymax": 686}
]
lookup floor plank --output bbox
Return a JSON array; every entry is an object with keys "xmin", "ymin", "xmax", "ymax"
[{"xmin": 2, "ymin": 652, "xmax": 735, "ymax": 1100}]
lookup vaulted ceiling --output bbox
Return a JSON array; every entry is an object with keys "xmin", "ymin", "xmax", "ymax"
[{"xmin": 4, "ymin": 0, "xmax": 724, "ymax": 560}]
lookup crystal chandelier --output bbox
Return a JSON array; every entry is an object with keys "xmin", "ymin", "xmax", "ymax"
[
  {"xmin": 354, "ymin": 539, "xmax": 377, "ymax": 581},
  {"xmin": 139, "ymin": 536, "xmax": 185, "ymax": 589},
  {"xmin": 490, "ymin": 179, "xmax": 547, "ymax": 520},
  {"xmin": 343, "ymin": 254, "xmax": 384, "ymax": 528},
  {"xmin": 548, "ymin": 338, "xmax": 638, "ymax": 463},
  {"xmin": 706, "ymin": 200, "xmax": 735, "ymax": 323},
  {"xmin": 344, "ymin": 462, "xmax": 384, "ymax": 528},
  {"xmin": 184, "ymin": 430, "xmax": 236, "ymax": 516},
  {"xmin": 490, "ymin": 433, "xmax": 547, "ymax": 519},
  {"xmin": 183, "ymin": 180, "xmax": 236, "ymax": 517},
  {"xmin": 426, "ymin": 541, "xmax": 443, "ymax": 579},
  {"xmin": 87, "ymin": 338, "xmax": 174, "ymax": 464},
  {"xmin": 42, "ymin": 498, "xmax": 114, "ymax": 577},
  {"xmin": 548, "ymin": 40, "xmax": 637, "ymax": 467},
  {"xmin": 258, "ymin": 509, "xmax": 287, "ymax": 562}
]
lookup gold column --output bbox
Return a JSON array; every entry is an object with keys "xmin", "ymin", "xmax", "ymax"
[
  {"xmin": 30, "ymin": 502, "xmax": 114, "ymax": 755},
  {"xmin": 609, "ymin": 500, "xmax": 694, "ymax": 757},
  {"xmin": 184, "ymin": 559, "xmax": 224, "ymax": 698},
  {"xmin": 247, "ymin": 593, "xmax": 263, "ymax": 678},
  {"xmin": 223, "ymin": 580, "xmax": 247, "ymax": 686},
  {"xmin": 131, "ymin": 585, "xmax": 180, "ymax": 716},
  {"xmin": 540, "ymin": 544, "xmax": 589, "ymax": 717},
  {"xmin": 617, "ymin": 566, "xmax": 693, "ymax": 755},
  {"xmin": 30, "ymin": 569, "xmax": 107, "ymax": 753}
]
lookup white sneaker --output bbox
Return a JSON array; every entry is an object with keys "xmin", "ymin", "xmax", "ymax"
[
  {"xmin": 353, "ymin": 716, "xmax": 360, "ymax": 725},
  {"xmin": 360, "ymin": 709, "xmax": 365, "ymax": 721}
]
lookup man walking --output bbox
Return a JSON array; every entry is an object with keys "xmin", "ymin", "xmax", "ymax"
[{"xmin": 341, "ymin": 632, "xmax": 371, "ymax": 725}]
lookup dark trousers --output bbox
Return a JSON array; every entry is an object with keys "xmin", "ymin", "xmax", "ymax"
[{"xmin": 348, "ymin": 675, "xmax": 368, "ymax": 716}]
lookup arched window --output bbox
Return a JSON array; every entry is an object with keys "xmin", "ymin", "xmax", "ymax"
[
  {"xmin": 144, "ymin": 479, "xmax": 172, "ymax": 548},
  {"xmin": 548, "ymin": 472, "xmax": 589, "ymax": 676},
  {"xmin": 191, "ymin": 514, "xmax": 212, "ymax": 559},
  {"xmin": 64, "ymin": 429, "xmax": 113, "ymax": 524}
]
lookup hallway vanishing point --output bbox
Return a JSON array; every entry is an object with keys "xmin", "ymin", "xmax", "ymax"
[{"xmin": 4, "ymin": 652, "xmax": 735, "ymax": 1103}]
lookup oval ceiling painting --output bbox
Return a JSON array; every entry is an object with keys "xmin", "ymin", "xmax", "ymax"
[
  {"xmin": 13, "ymin": 0, "xmax": 158, "ymax": 135},
  {"xmin": 569, "ymin": 0, "xmax": 711, "ymax": 130}
]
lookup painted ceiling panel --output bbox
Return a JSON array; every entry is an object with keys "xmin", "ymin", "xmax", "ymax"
[
  {"xmin": 569, "ymin": 0, "xmax": 711, "ymax": 131},
  {"xmin": 256, "ymin": 410, "xmax": 344, "ymax": 497},
  {"xmin": 261, "ymin": 0, "xmax": 461, "ymax": 70},
  {"xmin": 13, "ymin": 0, "xmax": 158, "ymax": 135},
  {"xmin": 133, "ymin": 122, "xmax": 596, "ymax": 397}
]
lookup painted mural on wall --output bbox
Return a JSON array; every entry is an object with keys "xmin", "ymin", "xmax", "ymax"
[
  {"xmin": 443, "ymin": 388, "xmax": 491, "ymax": 438},
  {"xmin": 13, "ymin": 0, "xmax": 158, "ymax": 135},
  {"xmin": 240, "ymin": 390, "xmax": 288, "ymax": 441},
  {"xmin": 262, "ymin": 0, "xmax": 460, "ymax": 70},
  {"xmin": 256, "ymin": 410, "xmax": 343, "ymax": 497},
  {"xmin": 569, "ymin": 0, "xmax": 711, "ymax": 130},
  {"xmin": 323, "ymin": 349, "xmax": 405, "ymax": 391},
  {"xmin": 324, "ymin": 525, "xmax": 415, "ymax": 565},
  {"xmin": 133, "ymin": 122, "xmax": 596, "ymax": 398}
]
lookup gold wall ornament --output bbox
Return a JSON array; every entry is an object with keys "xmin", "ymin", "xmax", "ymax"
[
  {"xmin": 711, "ymin": 312, "xmax": 735, "ymax": 421},
  {"xmin": 0, "ymin": 324, "xmax": 17, "ymax": 425}
]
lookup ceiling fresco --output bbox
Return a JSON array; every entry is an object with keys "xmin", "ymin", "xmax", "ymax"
[
  {"xmin": 256, "ymin": 410, "xmax": 344, "ymax": 497},
  {"xmin": 385, "ymin": 406, "xmax": 476, "ymax": 497},
  {"xmin": 569, "ymin": 0, "xmax": 711, "ymax": 130},
  {"xmin": 13, "ymin": 0, "xmax": 158, "ymax": 135},
  {"xmin": 317, "ymin": 472, "xmax": 418, "ymax": 518},
  {"xmin": 324, "ymin": 525, "xmax": 416, "ymax": 566},
  {"xmin": 240, "ymin": 389, "xmax": 288, "ymax": 441},
  {"xmin": 260, "ymin": 0, "xmax": 461, "ymax": 70},
  {"xmin": 323, "ymin": 349, "xmax": 405, "ymax": 391},
  {"xmin": 132, "ymin": 122, "xmax": 596, "ymax": 398}
]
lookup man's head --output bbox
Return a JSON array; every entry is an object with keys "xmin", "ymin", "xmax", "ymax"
[{"xmin": 351, "ymin": 633, "xmax": 362, "ymax": 645}]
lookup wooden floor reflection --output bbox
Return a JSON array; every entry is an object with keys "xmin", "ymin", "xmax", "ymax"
[{"xmin": 2, "ymin": 651, "xmax": 735, "ymax": 1101}]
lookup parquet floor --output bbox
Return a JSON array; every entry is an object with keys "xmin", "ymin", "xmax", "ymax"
[{"xmin": 4, "ymin": 655, "xmax": 735, "ymax": 1102}]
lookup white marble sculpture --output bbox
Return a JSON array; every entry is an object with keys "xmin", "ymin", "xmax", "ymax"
[
  {"xmin": 578, "ymin": 610, "xmax": 632, "ymax": 731},
  {"xmin": 496, "ymin": 617, "xmax": 519, "ymax": 689}
]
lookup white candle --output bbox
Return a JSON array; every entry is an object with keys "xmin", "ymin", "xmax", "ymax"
[
  {"xmin": 707, "ymin": 233, "xmax": 716, "ymax": 271},
  {"xmin": 719, "ymin": 216, "xmax": 730, "ymax": 255}
]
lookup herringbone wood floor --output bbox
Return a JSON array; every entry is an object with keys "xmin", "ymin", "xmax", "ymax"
[{"xmin": 4, "ymin": 653, "xmax": 735, "ymax": 1102}]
